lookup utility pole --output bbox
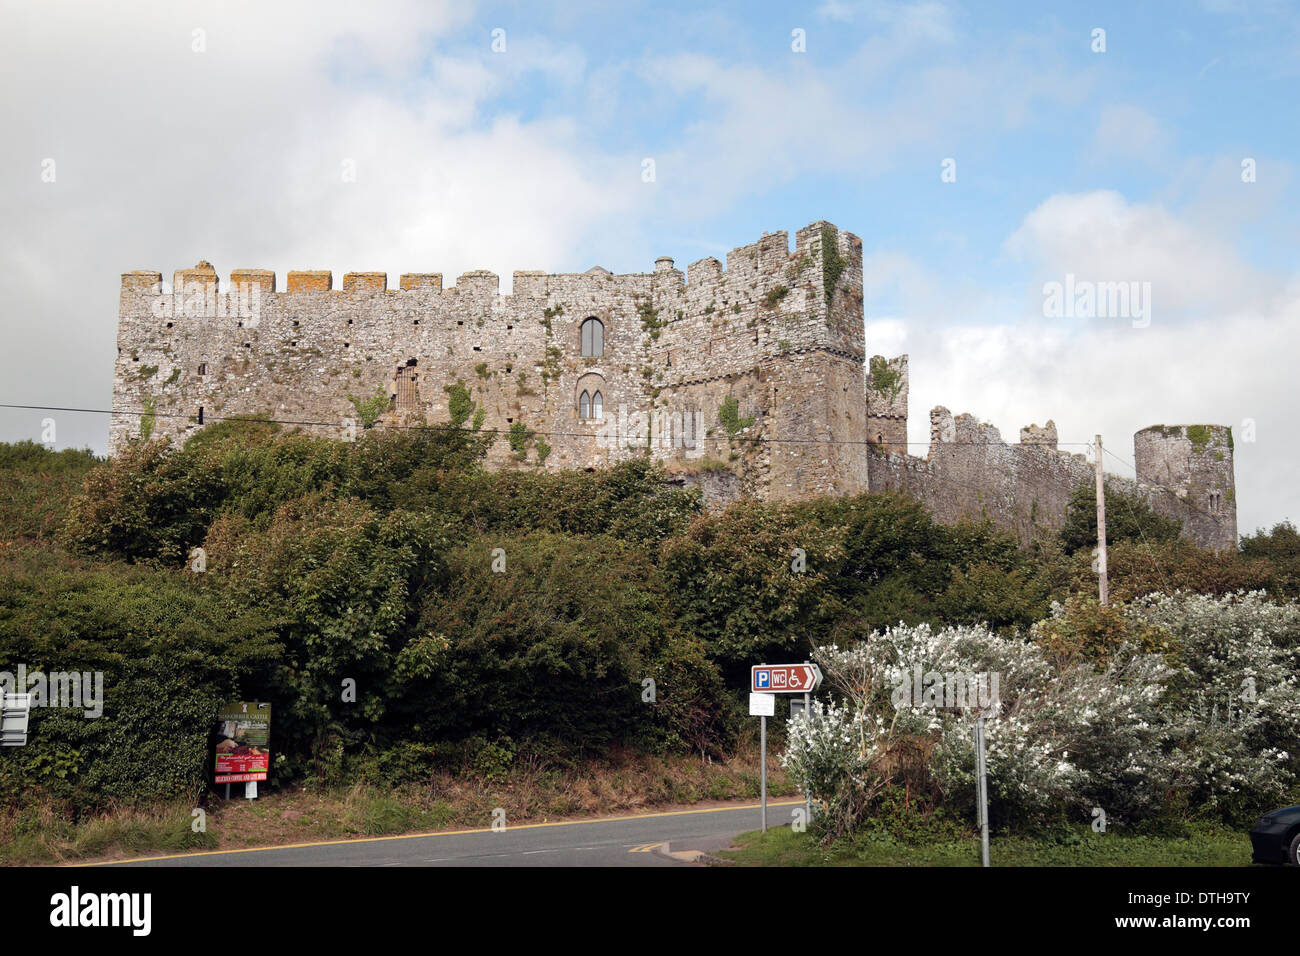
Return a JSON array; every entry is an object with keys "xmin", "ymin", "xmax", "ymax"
[{"xmin": 1095, "ymin": 434, "xmax": 1109, "ymax": 606}]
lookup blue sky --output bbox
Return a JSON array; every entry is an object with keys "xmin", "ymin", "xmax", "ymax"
[{"xmin": 1, "ymin": 0, "xmax": 1296, "ymax": 533}]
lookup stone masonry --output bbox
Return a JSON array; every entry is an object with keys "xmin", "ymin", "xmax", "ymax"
[{"xmin": 112, "ymin": 220, "xmax": 1237, "ymax": 549}]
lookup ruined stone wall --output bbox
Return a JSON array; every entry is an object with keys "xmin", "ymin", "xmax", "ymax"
[
  {"xmin": 112, "ymin": 218, "xmax": 1237, "ymax": 547},
  {"xmin": 866, "ymin": 407, "xmax": 1238, "ymax": 550},
  {"xmin": 112, "ymin": 221, "xmax": 866, "ymax": 500}
]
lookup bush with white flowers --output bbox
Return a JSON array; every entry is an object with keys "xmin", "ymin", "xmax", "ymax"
[
  {"xmin": 1124, "ymin": 590, "xmax": 1300, "ymax": 820},
  {"xmin": 782, "ymin": 591, "xmax": 1300, "ymax": 838}
]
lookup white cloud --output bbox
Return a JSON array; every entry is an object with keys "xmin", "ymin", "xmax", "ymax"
[
  {"xmin": 1088, "ymin": 104, "xmax": 1170, "ymax": 166},
  {"xmin": 1004, "ymin": 190, "xmax": 1281, "ymax": 319},
  {"xmin": 819, "ymin": 0, "xmax": 957, "ymax": 43},
  {"xmin": 0, "ymin": 0, "xmax": 644, "ymax": 455},
  {"xmin": 632, "ymin": 13, "xmax": 1092, "ymax": 219},
  {"xmin": 875, "ymin": 194, "xmax": 1300, "ymax": 536}
]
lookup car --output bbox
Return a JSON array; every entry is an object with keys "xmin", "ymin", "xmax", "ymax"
[{"xmin": 1249, "ymin": 805, "xmax": 1300, "ymax": 865}]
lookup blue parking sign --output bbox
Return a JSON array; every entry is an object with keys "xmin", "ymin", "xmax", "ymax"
[{"xmin": 756, "ymin": 669, "xmax": 770, "ymax": 689}]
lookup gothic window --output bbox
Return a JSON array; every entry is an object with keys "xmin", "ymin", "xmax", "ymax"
[
  {"xmin": 579, "ymin": 390, "xmax": 591, "ymax": 420},
  {"xmin": 581, "ymin": 318, "xmax": 604, "ymax": 357},
  {"xmin": 591, "ymin": 391, "xmax": 603, "ymax": 419}
]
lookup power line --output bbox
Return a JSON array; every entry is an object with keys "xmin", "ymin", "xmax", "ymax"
[
  {"xmin": 0, "ymin": 401, "xmax": 1097, "ymax": 450},
  {"xmin": 1, "ymin": 401, "xmax": 1233, "ymax": 539},
  {"xmin": 1102, "ymin": 445, "xmax": 1225, "ymax": 527},
  {"xmin": 1097, "ymin": 442, "xmax": 1178, "ymax": 597}
]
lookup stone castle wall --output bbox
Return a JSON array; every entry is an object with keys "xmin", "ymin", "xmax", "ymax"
[
  {"xmin": 864, "ymin": 403, "xmax": 1237, "ymax": 550},
  {"xmin": 112, "ymin": 221, "xmax": 868, "ymax": 499},
  {"xmin": 112, "ymin": 219, "xmax": 1237, "ymax": 549}
]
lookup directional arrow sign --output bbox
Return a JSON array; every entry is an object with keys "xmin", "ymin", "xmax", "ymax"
[{"xmin": 751, "ymin": 663, "xmax": 822, "ymax": 694}]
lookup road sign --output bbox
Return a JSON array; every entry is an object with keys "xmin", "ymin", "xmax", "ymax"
[
  {"xmin": 749, "ymin": 692, "xmax": 775, "ymax": 717},
  {"xmin": 751, "ymin": 663, "xmax": 822, "ymax": 694},
  {"xmin": 1, "ymin": 692, "xmax": 32, "ymax": 746}
]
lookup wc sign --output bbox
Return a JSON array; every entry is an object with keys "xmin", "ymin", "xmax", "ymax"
[{"xmin": 751, "ymin": 663, "xmax": 822, "ymax": 694}]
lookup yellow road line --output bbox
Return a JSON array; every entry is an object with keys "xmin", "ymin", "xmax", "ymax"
[
  {"xmin": 628, "ymin": 842, "xmax": 665, "ymax": 853},
  {"xmin": 75, "ymin": 799, "xmax": 805, "ymax": 867}
]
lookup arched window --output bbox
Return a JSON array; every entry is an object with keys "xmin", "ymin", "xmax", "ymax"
[
  {"xmin": 591, "ymin": 391, "xmax": 603, "ymax": 419},
  {"xmin": 579, "ymin": 390, "xmax": 591, "ymax": 419},
  {"xmin": 580, "ymin": 318, "xmax": 604, "ymax": 357}
]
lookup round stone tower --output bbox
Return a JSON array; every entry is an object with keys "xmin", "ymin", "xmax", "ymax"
[{"xmin": 1134, "ymin": 424, "xmax": 1236, "ymax": 549}]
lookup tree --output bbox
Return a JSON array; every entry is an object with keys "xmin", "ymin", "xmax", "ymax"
[{"xmin": 1059, "ymin": 481, "xmax": 1182, "ymax": 554}]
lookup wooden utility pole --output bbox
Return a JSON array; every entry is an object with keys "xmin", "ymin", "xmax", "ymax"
[{"xmin": 1095, "ymin": 434, "xmax": 1109, "ymax": 606}]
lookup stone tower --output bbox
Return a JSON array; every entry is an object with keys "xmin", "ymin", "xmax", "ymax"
[
  {"xmin": 865, "ymin": 354, "xmax": 909, "ymax": 457},
  {"xmin": 1134, "ymin": 424, "xmax": 1237, "ymax": 548}
]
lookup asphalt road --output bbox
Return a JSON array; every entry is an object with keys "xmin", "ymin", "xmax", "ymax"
[{"xmin": 95, "ymin": 799, "xmax": 805, "ymax": 867}]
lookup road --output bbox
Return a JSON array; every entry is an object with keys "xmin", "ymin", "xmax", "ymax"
[{"xmin": 91, "ymin": 799, "xmax": 804, "ymax": 867}]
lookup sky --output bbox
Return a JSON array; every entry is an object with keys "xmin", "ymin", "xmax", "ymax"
[{"xmin": 0, "ymin": 0, "xmax": 1296, "ymax": 536}]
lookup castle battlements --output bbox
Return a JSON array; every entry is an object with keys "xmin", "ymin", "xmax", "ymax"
[
  {"xmin": 111, "ymin": 219, "xmax": 1234, "ymax": 549},
  {"xmin": 121, "ymin": 220, "xmax": 862, "ymax": 307}
]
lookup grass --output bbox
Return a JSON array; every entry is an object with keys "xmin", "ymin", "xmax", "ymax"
[
  {"xmin": 0, "ymin": 803, "xmax": 218, "ymax": 864},
  {"xmin": 718, "ymin": 822, "xmax": 1257, "ymax": 867},
  {"xmin": 0, "ymin": 746, "xmax": 797, "ymax": 865}
]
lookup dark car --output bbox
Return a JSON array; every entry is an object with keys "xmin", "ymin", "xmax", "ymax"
[{"xmin": 1250, "ymin": 805, "xmax": 1300, "ymax": 865}]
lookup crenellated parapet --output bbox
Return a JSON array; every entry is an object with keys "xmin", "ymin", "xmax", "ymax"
[
  {"xmin": 111, "ymin": 222, "xmax": 866, "ymax": 488},
  {"xmin": 870, "ymin": 396, "xmax": 1238, "ymax": 549},
  {"xmin": 109, "ymin": 220, "xmax": 1236, "ymax": 548}
]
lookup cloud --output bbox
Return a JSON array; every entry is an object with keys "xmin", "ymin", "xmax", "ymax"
[
  {"xmin": 1003, "ymin": 190, "xmax": 1281, "ymax": 320},
  {"xmin": 1088, "ymin": 104, "xmax": 1170, "ymax": 166},
  {"xmin": 633, "ymin": 22, "xmax": 1092, "ymax": 219},
  {"xmin": 0, "ymin": 0, "xmax": 647, "ymax": 455},
  {"xmin": 818, "ymin": 0, "xmax": 957, "ymax": 43},
  {"xmin": 875, "ymin": 194, "xmax": 1300, "ymax": 535}
]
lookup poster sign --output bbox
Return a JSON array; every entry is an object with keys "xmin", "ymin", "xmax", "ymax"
[{"xmin": 214, "ymin": 701, "xmax": 271, "ymax": 783}]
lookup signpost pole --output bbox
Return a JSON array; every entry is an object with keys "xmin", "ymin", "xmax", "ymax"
[
  {"xmin": 803, "ymin": 686, "xmax": 811, "ymax": 824},
  {"xmin": 975, "ymin": 714, "xmax": 990, "ymax": 867},
  {"xmin": 760, "ymin": 713, "xmax": 768, "ymax": 834}
]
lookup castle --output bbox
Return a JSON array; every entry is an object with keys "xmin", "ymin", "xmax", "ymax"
[{"xmin": 112, "ymin": 220, "xmax": 1237, "ymax": 549}]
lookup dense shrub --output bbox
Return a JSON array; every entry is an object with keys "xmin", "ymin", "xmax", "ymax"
[
  {"xmin": 402, "ymin": 533, "xmax": 693, "ymax": 753},
  {"xmin": 0, "ymin": 441, "xmax": 99, "ymax": 542},
  {"xmin": 8, "ymin": 435, "xmax": 1300, "ymax": 830},
  {"xmin": 785, "ymin": 592, "xmax": 1300, "ymax": 842},
  {"xmin": 0, "ymin": 561, "xmax": 279, "ymax": 812},
  {"xmin": 1125, "ymin": 591, "xmax": 1300, "ymax": 825},
  {"xmin": 61, "ymin": 439, "xmax": 225, "ymax": 564}
]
